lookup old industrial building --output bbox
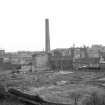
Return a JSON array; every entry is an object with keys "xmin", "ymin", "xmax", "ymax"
[
  {"xmin": 0, "ymin": 19, "xmax": 105, "ymax": 72},
  {"xmin": 32, "ymin": 19, "xmax": 74, "ymax": 71},
  {"xmin": 32, "ymin": 19, "xmax": 105, "ymax": 71}
]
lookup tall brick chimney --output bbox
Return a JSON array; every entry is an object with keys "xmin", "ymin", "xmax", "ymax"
[{"xmin": 45, "ymin": 19, "xmax": 50, "ymax": 53}]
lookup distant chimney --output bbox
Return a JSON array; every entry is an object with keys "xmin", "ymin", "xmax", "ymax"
[{"xmin": 45, "ymin": 19, "xmax": 50, "ymax": 53}]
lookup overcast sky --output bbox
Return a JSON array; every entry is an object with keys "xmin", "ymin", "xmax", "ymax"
[{"xmin": 0, "ymin": 0, "xmax": 105, "ymax": 52}]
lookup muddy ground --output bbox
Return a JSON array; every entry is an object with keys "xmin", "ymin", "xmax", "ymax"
[{"xmin": 0, "ymin": 70, "xmax": 105, "ymax": 104}]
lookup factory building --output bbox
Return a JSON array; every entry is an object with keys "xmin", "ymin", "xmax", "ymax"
[
  {"xmin": 32, "ymin": 19, "xmax": 105, "ymax": 71},
  {"xmin": 32, "ymin": 19, "xmax": 73, "ymax": 71},
  {"xmin": 32, "ymin": 52, "xmax": 51, "ymax": 71}
]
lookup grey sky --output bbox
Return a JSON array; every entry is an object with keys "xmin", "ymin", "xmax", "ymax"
[{"xmin": 0, "ymin": 0, "xmax": 105, "ymax": 52}]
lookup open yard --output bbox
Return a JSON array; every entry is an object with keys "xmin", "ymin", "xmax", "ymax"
[{"xmin": 0, "ymin": 70, "xmax": 105, "ymax": 104}]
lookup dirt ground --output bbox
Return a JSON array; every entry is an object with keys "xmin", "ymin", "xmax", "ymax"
[{"xmin": 0, "ymin": 70, "xmax": 105, "ymax": 104}]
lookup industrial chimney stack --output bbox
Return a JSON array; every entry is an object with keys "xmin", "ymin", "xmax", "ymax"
[{"xmin": 45, "ymin": 19, "xmax": 50, "ymax": 53}]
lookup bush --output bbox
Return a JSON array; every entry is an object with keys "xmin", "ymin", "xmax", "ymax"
[
  {"xmin": 82, "ymin": 92, "xmax": 105, "ymax": 105},
  {"xmin": 70, "ymin": 92, "xmax": 82, "ymax": 105},
  {"xmin": 0, "ymin": 84, "xmax": 7, "ymax": 100}
]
